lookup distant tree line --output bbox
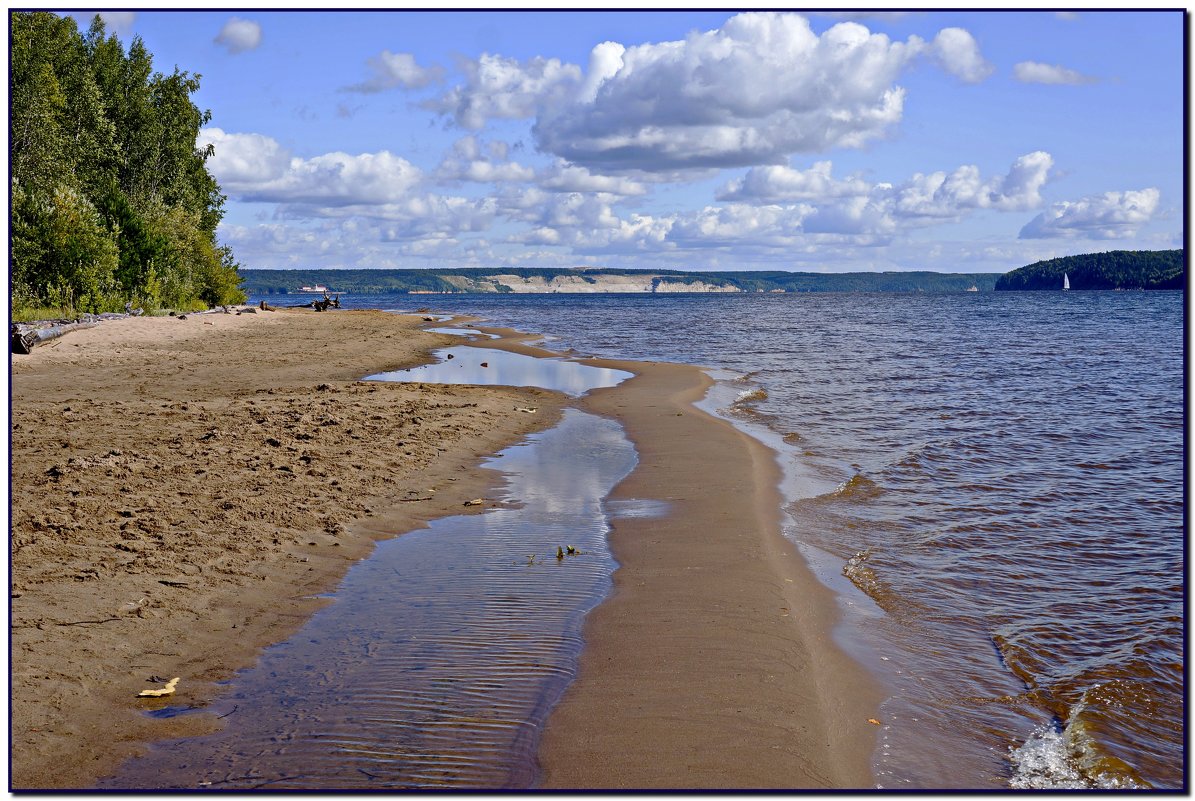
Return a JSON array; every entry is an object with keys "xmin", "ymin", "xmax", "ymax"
[
  {"xmin": 239, "ymin": 268, "xmax": 1002, "ymax": 295},
  {"xmin": 10, "ymin": 11, "xmax": 245, "ymax": 319},
  {"xmin": 995, "ymin": 250, "xmax": 1184, "ymax": 291}
]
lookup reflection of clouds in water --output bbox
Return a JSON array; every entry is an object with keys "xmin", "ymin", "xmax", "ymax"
[
  {"xmin": 491, "ymin": 410, "xmax": 635, "ymax": 520},
  {"xmin": 426, "ymin": 327, "xmax": 500, "ymax": 339},
  {"xmin": 368, "ymin": 347, "xmax": 632, "ymax": 397},
  {"xmin": 604, "ymin": 498, "xmax": 670, "ymax": 519}
]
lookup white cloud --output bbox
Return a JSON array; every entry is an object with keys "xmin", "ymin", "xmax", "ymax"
[
  {"xmin": 930, "ymin": 27, "xmax": 993, "ymax": 83},
  {"xmin": 1019, "ymin": 188, "xmax": 1160, "ymax": 239},
  {"xmin": 717, "ymin": 161, "xmax": 871, "ymax": 203},
  {"xmin": 427, "ymin": 13, "xmax": 991, "ymax": 174},
  {"xmin": 344, "ymin": 50, "xmax": 444, "ymax": 93},
  {"xmin": 892, "ymin": 151, "xmax": 1053, "ymax": 217},
  {"xmin": 97, "ymin": 12, "xmax": 135, "ymax": 34},
  {"xmin": 719, "ymin": 152, "xmax": 1053, "ymax": 236},
  {"xmin": 534, "ymin": 13, "xmax": 926, "ymax": 171},
  {"xmin": 435, "ymin": 136, "xmax": 535, "ymax": 183},
  {"xmin": 428, "ymin": 53, "xmax": 582, "ymax": 130},
  {"xmin": 199, "ymin": 128, "xmax": 422, "ymax": 206},
  {"xmin": 199, "ymin": 128, "xmax": 291, "ymax": 185},
  {"xmin": 214, "ymin": 17, "xmax": 262, "ymax": 55},
  {"xmin": 537, "ymin": 161, "xmax": 647, "ymax": 196},
  {"xmin": 668, "ymin": 203, "xmax": 816, "ymax": 248},
  {"xmin": 1013, "ymin": 61, "xmax": 1097, "ymax": 85}
]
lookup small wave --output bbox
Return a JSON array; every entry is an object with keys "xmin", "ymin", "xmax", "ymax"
[
  {"xmin": 831, "ymin": 472, "xmax": 882, "ymax": 501},
  {"xmin": 1008, "ymin": 724, "xmax": 1088, "ymax": 789},
  {"xmin": 734, "ymin": 387, "xmax": 768, "ymax": 404},
  {"xmin": 1008, "ymin": 701, "xmax": 1152, "ymax": 789}
]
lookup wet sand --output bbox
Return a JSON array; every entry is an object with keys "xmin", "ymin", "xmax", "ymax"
[
  {"xmin": 10, "ymin": 309, "xmax": 879, "ymax": 790},
  {"xmin": 9, "ymin": 309, "xmax": 564, "ymax": 789},
  {"xmin": 460, "ymin": 339, "xmax": 884, "ymax": 789}
]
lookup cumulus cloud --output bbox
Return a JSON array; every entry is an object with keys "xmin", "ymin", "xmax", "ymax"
[
  {"xmin": 427, "ymin": 53, "xmax": 582, "ymax": 130},
  {"xmin": 214, "ymin": 17, "xmax": 262, "ymax": 54},
  {"xmin": 198, "ymin": 128, "xmax": 291, "ymax": 185},
  {"xmin": 930, "ymin": 27, "xmax": 993, "ymax": 83},
  {"xmin": 720, "ymin": 151, "xmax": 1052, "ymax": 230},
  {"xmin": 97, "ymin": 12, "xmax": 135, "ymax": 34},
  {"xmin": 1013, "ymin": 61, "xmax": 1097, "ymax": 85},
  {"xmin": 435, "ymin": 136, "xmax": 534, "ymax": 183},
  {"xmin": 198, "ymin": 127, "xmax": 422, "ymax": 206},
  {"xmin": 717, "ymin": 161, "xmax": 871, "ymax": 203},
  {"xmin": 344, "ymin": 50, "xmax": 444, "ymax": 93},
  {"xmin": 892, "ymin": 151, "xmax": 1053, "ymax": 217},
  {"xmin": 668, "ymin": 203, "xmax": 815, "ymax": 248},
  {"xmin": 428, "ymin": 13, "xmax": 991, "ymax": 173},
  {"xmin": 535, "ymin": 13, "xmax": 924, "ymax": 171},
  {"xmin": 537, "ymin": 161, "xmax": 647, "ymax": 196},
  {"xmin": 1019, "ymin": 188, "xmax": 1160, "ymax": 239}
]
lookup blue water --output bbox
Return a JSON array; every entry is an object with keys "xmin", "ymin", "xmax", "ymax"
[{"xmin": 262, "ymin": 290, "xmax": 1184, "ymax": 790}]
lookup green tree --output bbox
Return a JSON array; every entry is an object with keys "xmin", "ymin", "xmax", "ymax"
[{"xmin": 10, "ymin": 11, "xmax": 245, "ymax": 319}]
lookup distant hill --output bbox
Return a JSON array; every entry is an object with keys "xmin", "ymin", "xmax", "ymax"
[
  {"xmin": 238, "ymin": 267, "xmax": 1002, "ymax": 295},
  {"xmin": 995, "ymin": 250, "xmax": 1184, "ymax": 291}
]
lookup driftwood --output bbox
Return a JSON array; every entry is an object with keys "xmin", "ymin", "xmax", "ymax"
[
  {"xmin": 11, "ymin": 321, "xmax": 99, "ymax": 354},
  {"xmin": 11, "ymin": 305, "xmax": 252, "ymax": 353},
  {"xmin": 289, "ymin": 291, "xmax": 341, "ymax": 312}
]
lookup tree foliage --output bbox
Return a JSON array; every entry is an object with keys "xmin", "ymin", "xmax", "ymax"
[
  {"xmin": 995, "ymin": 250, "xmax": 1184, "ymax": 291},
  {"xmin": 10, "ymin": 11, "xmax": 245, "ymax": 317}
]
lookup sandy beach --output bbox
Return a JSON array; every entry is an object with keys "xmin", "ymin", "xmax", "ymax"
[
  {"xmin": 10, "ymin": 308, "xmax": 878, "ymax": 790},
  {"xmin": 9, "ymin": 309, "xmax": 564, "ymax": 789}
]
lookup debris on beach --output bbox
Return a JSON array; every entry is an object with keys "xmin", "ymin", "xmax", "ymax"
[
  {"xmin": 480, "ymin": 362, "xmax": 489, "ymax": 368},
  {"xmin": 515, "ymin": 407, "xmax": 537, "ymax": 414},
  {"xmin": 138, "ymin": 677, "xmax": 180, "ymax": 698},
  {"xmin": 867, "ymin": 718, "xmax": 882, "ymax": 726},
  {"xmin": 464, "ymin": 498, "xmax": 485, "ymax": 507}
]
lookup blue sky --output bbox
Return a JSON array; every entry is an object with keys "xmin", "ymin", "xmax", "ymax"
[{"xmin": 66, "ymin": 8, "xmax": 1184, "ymax": 273}]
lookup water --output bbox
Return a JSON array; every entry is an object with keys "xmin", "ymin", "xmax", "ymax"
[
  {"xmin": 285, "ymin": 290, "xmax": 1184, "ymax": 790},
  {"xmin": 366, "ymin": 346, "xmax": 632, "ymax": 397},
  {"xmin": 100, "ymin": 408, "xmax": 636, "ymax": 789}
]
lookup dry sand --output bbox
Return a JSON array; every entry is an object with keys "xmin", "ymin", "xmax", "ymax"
[
  {"xmin": 9, "ymin": 308, "xmax": 564, "ymax": 789},
  {"xmin": 9, "ymin": 307, "xmax": 879, "ymax": 791}
]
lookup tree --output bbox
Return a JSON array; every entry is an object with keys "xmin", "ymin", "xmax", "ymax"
[{"xmin": 9, "ymin": 11, "xmax": 245, "ymax": 318}]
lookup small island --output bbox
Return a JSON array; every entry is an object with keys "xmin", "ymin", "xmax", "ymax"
[{"xmin": 995, "ymin": 250, "xmax": 1184, "ymax": 291}]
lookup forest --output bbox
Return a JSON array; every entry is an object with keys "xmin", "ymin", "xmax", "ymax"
[
  {"xmin": 10, "ymin": 11, "xmax": 245, "ymax": 321},
  {"xmin": 995, "ymin": 250, "xmax": 1184, "ymax": 291}
]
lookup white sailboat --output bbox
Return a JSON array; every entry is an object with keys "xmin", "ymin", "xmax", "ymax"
[{"xmin": 1062, "ymin": 273, "xmax": 1070, "ymax": 291}]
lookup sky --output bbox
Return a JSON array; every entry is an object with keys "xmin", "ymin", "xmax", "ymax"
[{"xmin": 61, "ymin": 6, "xmax": 1185, "ymax": 273}]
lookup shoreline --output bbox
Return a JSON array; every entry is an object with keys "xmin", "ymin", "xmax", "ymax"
[
  {"xmin": 539, "ymin": 355, "xmax": 881, "ymax": 788},
  {"xmin": 441, "ymin": 328, "xmax": 883, "ymax": 787},
  {"xmin": 9, "ymin": 309, "xmax": 566, "ymax": 789},
  {"xmin": 10, "ymin": 307, "xmax": 880, "ymax": 790}
]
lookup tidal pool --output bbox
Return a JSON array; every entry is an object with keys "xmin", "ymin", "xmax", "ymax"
[
  {"xmin": 367, "ymin": 347, "xmax": 632, "ymax": 397},
  {"xmin": 98, "ymin": 409, "xmax": 637, "ymax": 790}
]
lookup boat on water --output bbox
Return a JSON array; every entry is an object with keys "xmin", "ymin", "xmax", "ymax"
[
  {"xmin": 299, "ymin": 285, "xmax": 329, "ymax": 293},
  {"xmin": 1062, "ymin": 273, "xmax": 1070, "ymax": 291},
  {"xmin": 966, "ymin": 285, "xmax": 979, "ymax": 292}
]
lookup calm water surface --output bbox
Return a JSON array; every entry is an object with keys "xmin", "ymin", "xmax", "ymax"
[
  {"xmin": 294, "ymin": 290, "xmax": 1184, "ymax": 790},
  {"xmin": 101, "ymin": 409, "xmax": 637, "ymax": 789}
]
